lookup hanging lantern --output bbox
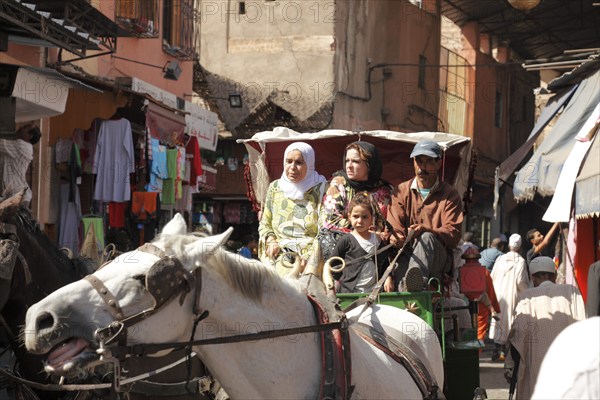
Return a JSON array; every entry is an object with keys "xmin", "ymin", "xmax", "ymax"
[{"xmin": 507, "ymin": 0, "xmax": 542, "ymax": 11}]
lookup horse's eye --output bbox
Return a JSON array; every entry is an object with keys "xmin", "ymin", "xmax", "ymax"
[{"xmin": 132, "ymin": 274, "xmax": 146, "ymax": 286}]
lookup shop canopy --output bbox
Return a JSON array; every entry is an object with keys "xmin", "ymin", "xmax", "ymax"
[
  {"xmin": 239, "ymin": 127, "xmax": 471, "ymax": 207},
  {"xmin": 511, "ymin": 67, "xmax": 600, "ymax": 221},
  {"xmin": 0, "ymin": 64, "xmax": 101, "ymax": 133}
]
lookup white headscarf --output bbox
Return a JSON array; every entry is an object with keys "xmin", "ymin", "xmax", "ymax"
[{"xmin": 279, "ymin": 142, "xmax": 326, "ymax": 200}]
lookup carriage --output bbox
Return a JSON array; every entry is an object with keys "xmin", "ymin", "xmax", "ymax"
[
  {"xmin": 239, "ymin": 127, "xmax": 484, "ymax": 400},
  {"xmin": 5, "ymin": 128, "xmax": 486, "ymax": 399}
]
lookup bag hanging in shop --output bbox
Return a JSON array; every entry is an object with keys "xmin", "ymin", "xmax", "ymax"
[{"xmin": 80, "ymin": 223, "xmax": 101, "ymax": 262}]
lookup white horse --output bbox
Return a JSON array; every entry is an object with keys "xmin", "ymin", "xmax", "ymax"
[{"xmin": 24, "ymin": 214, "xmax": 444, "ymax": 399}]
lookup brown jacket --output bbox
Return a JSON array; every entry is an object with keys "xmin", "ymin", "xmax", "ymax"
[{"xmin": 387, "ymin": 178, "xmax": 463, "ymax": 248}]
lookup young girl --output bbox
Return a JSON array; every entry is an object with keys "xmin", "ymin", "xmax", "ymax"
[{"xmin": 330, "ymin": 192, "xmax": 393, "ymax": 293}]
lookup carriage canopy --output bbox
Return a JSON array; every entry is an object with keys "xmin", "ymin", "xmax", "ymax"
[{"xmin": 238, "ymin": 127, "xmax": 471, "ymax": 208}]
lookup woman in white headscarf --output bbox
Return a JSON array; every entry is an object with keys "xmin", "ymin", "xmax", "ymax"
[{"xmin": 258, "ymin": 142, "xmax": 326, "ymax": 276}]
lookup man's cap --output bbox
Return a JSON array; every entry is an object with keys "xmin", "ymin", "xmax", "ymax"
[
  {"xmin": 509, "ymin": 233, "xmax": 522, "ymax": 248},
  {"xmin": 490, "ymin": 238, "xmax": 502, "ymax": 247},
  {"xmin": 499, "ymin": 234, "xmax": 508, "ymax": 243},
  {"xmin": 529, "ymin": 256, "xmax": 556, "ymax": 275},
  {"xmin": 410, "ymin": 140, "xmax": 442, "ymax": 159}
]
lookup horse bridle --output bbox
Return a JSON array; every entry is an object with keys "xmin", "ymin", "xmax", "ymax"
[{"xmin": 87, "ymin": 243, "xmax": 201, "ymax": 348}]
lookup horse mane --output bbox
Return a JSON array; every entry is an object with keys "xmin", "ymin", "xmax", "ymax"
[
  {"xmin": 11, "ymin": 208, "xmax": 80, "ymax": 277},
  {"xmin": 154, "ymin": 233, "xmax": 284, "ymax": 302}
]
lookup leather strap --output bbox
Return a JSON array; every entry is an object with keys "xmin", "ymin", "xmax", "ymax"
[
  {"xmin": 352, "ymin": 322, "xmax": 444, "ymax": 400},
  {"xmin": 126, "ymin": 377, "xmax": 207, "ymax": 396},
  {"xmin": 84, "ymin": 275, "xmax": 125, "ymax": 320}
]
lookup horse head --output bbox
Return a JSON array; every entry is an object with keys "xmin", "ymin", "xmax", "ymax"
[
  {"xmin": 24, "ymin": 213, "xmax": 327, "ymax": 399},
  {"xmin": 23, "ymin": 213, "xmax": 234, "ymax": 378}
]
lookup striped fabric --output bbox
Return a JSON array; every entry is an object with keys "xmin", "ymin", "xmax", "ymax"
[{"xmin": 0, "ymin": 138, "xmax": 34, "ymax": 202}]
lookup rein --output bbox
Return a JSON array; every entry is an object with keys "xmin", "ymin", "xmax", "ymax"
[{"xmin": 101, "ymin": 320, "xmax": 347, "ymax": 360}]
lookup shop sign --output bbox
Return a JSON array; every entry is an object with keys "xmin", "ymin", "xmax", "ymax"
[
  {"xmin": 185, "ymin": 101, "xmax": 219, "ymax": 151},
  {"xmin": 130, "ymin": 77, "xmax": 178, "ymax": 109}
]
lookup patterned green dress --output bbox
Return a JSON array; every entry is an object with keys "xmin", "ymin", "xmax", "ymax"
[{"xmin": 258, "ymin": 180, "xmax": 325, "ymax": 276}]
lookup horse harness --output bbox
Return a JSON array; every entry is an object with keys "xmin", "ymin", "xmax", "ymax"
[
  {"xmin": 32, "ymin": 242, "xmax": 444, "ymax": 400},
  {"xmin": 89, "ymin": 243, "xmax": 199, "ymax": 347}
]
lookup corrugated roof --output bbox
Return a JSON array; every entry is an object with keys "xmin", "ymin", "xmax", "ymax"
[{"xmin": 441, "ymin": 0, "xmax": 600, "ymax": 61}]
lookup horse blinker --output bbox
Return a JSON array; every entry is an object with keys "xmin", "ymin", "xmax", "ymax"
[{"xmin": 146, "ymin": 256, "xmax": 193, "ymax": 308}]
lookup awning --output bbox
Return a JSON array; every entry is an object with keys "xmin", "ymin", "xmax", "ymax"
[
  {"xmin": 239, "ymin": 127, "xmax": 471, "ymax": 206},
  {"xmin": 145, "ymin": 102, "xmax": 186, "ymax": 145},
  {"xmin": 5, "ymin": 64, "xmax": 101, "ymax": 123},
  {"xmin": 492, "ymin": 83, "xmax": 578, "ymax": 217},
  {"xmin": 495, "ymin": 84, "xmax": 578, "ymax": 186},
  {"xmin": 575, "ymin": 129, "xmax": 600, "ymax": 219},
  {"xmin": 128, "ymin": 77, "xmax": 219, "ymax": 149},
  {"xmin": 0, "ymin": 0, "xmax": 125, "ymax": 57},
  {"xmin": 542, "ymin": 103, "xmax": 600, "ymax": 222},
  {"xmin": 513, "ymin": 69, "xmax": 600, "ymax": 201}
]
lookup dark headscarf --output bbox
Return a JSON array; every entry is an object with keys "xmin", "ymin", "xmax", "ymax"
[{"xmin": 338, "ymin": 141, "xmax": 385, "ymax": 191}]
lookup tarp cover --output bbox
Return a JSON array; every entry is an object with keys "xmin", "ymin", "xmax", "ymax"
[
  {"xmin": 496, "ymin": 84, "xmax": 578, "ymax": 186},
  {"xmin": 513, "ymin": 69, "xmax": 600, "ymax": 201},
  {"xmin": 542, "ymin": 103, "xmax": 599, "ymax": 222},
  {"xmin": 575, "ymin": 130, "xmax": 600, "ymax": 219},
  {"xmin": 239, "ymin": 127, "xmax": 471, "ymax": 207}
]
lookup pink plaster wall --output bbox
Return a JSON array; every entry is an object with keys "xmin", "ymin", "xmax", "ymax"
[{"xmin": 93, "ymin": 0, "xmax": 193, "ymax": 99}]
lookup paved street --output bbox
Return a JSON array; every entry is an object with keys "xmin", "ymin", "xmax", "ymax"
[{"xmin": 479, "ymin": 342, "xmax": 510, "ymax": 400}]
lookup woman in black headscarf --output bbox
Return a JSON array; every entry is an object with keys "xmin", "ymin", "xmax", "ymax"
[{"xmin": 319, "ymin": 141, "xmax": 393, "ymax": 257}]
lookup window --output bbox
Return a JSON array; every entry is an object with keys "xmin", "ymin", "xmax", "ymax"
[
  {"xmin": 438, "ymin": 47, "xmax": 468, "ymax": 135},
  {"xmin": 115, "ymin": 0, "xmax": 159, "ymax": 38},
  {"xmin": 418, "ymin": 55, "xmax": 427, "ymax": 89},
  {"xmin": 163, "ymin": 0, "xmax": 197, "ymax": 60},
  {"xmin": 495, "ymin": 90, "xmax": 503, "ymax": 128},
  {"xmin": 239, "ymin": 1, "xmax": 246, "ymax": 14}
]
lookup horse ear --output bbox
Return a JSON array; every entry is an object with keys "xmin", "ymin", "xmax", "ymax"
[
  {"xmin": 161, "ymin": 213, "xmax": 187, "ymax": 236},
  {"xmin": 185, "ymin": 227, "xmax": 234, "ymax": 266}
]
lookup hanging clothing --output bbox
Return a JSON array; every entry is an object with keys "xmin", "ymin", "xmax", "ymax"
[
  {"xmin": 55, "ymin": 138, "xmax": 72, "ymax": 164},
  {"xmin": 175, "ymin": 159, "xmax": 192, "ymax": 213},
  {"xmin": 73, "ymin": 119, "xmax": 101, "ymax": 174},
  {"xmin": 131, "ymin": 191, "xmax": 159, "ymax": 222},
  {"xmin": 185, "ymin": 136, "xmax": 202, "ymax": 189},
  {"xmin": 108, "ymin": 202, "xmax": 127, "ymax": 228},
  {"xmin": 176, "ymin": 147, "xmax": 185, "ymax": 199},
  {"xmin": 92, "ymin": 118, "xmax": 135, "ymax": 202},
  {"xmin": 161, "ymin": 148, "xmax": 179, "ymax": 205},
  {"xmin": 58, "ymin": 182, "xmax": 81, "ymax": 254}
]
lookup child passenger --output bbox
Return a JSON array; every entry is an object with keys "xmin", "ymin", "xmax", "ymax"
[{"xmin": 330, "ymin": 192, "xmax": 393, "ymax": 293}]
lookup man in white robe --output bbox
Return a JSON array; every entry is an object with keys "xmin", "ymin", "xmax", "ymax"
[
  {"xmin": 507, "ymin": 256, "xmax": 586, "ymax": 400},
  {"xmin": 489, "ymin": 233, "xmax": 529, "ymax": 361},
  {"xmin": 531, "ymin": 317, "xmax": 599, "ymax": 400},
  {"xmin": 0, "ymin": 123, "xmax": 42, "ymax": 208}
]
